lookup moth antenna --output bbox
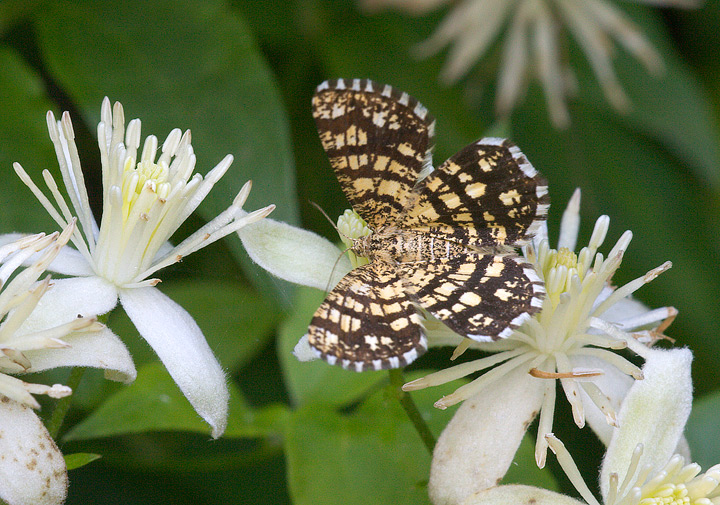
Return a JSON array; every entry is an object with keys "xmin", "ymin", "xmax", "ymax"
[
  {"xmin": 309, "ymin": 200, "xmax": 353, "ymax": 243},
  {"xmin": 308, "ymin": 201, "xmax": 359, "ymax": 293},
  {"xmin": 324, "ymin": 244, "xmax": 355, "ymax": 295}
]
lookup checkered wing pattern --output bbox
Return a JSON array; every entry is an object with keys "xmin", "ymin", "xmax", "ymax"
[
  {"xmin": 308, "ymin": 80, "xmax": 549, "ymax": 370},
  {"xmin": 307, "ymin": 261, "xmax": 427, "ymax": 371},
  {"xmin": 403, "ymin": 138, "xmax": 549, "ymax": 248},
  {"xmin": 400, "ymin": 254, "xmax": 545, "ymax": 341},
  {"xmin": 312, "ymin": 78, "xmax": 435, "ymax": 228}
]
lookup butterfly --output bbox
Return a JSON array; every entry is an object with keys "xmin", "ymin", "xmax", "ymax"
[{"xmin": 308, "ymin": 78, "xmax": 548, "ymax": 371}]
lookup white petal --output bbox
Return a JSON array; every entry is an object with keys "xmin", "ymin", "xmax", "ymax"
[
  {"xmin": 119, "ymin": 286, "xmax": 228, "ymax": 438},
  {"xmin": 237, "ymin": 216, "xmax": 352, "ymax": 290},
  {"xmin": 600, "ymin": 347, "xmax": 693, "ymax": 499},
  {"xmin": 20, "ymin": 276, "xmax": 119, "ymax": 333},
  {"xmin": 593, "ymin": 289, "xmax": 650, "ymax": 323},
  {"xmin": 0, "ymin": 400, "xmax": 67, "ymax": 505},
  {"xmin": 429, "ymin": 365, "xmax": 545, "ymax": 505},
  {"xmin": 463, "ymin": 484, "xmax": 585, "ymax": 505},
  {"xmin": 26, "ymin": 326, "xmax": 136, "ymax": 383},
  {"xmin": 44, "ymin": 245, "xmax": 95, "ymax": 276},
  {"xmin": 571, "ymin": 354, "xmax": 633, "ymax": 446}
]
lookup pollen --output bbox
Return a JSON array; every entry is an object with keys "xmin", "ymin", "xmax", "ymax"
[
  {"xmin": 640, "ymin": 483, "xmax": 690, "ymax": 505},
  {"xmin": 555, "ymin": 247, "xmax": 577, "ymax": 270}
]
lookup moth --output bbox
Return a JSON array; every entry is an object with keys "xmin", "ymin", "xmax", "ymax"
[{"xmin": 308, "ymin": 78, "xmax": 548, "ymax": 371}]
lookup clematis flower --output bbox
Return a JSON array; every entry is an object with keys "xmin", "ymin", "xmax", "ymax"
[
  {"xmin": 457, "ymin": 347, "xmax": 712, "ymax": 505},
  {"xmin": 0, "ymin": 224, "xmax": 135, "ymax": 505},
  {"xmin": 5, "ymin": 98, "xmax": 275, "ymax": 438},
  {"xmin": 357, "ymin": 0, "xmax": 700, "ymax": 128},
  {"xmin": 402, "ymin": 188, "xmax": 675, "ymax": 504}
]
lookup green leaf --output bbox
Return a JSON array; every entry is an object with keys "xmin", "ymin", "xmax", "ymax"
[
  {"xmin": 107, "ymin": 280, "xmax": 280, "ymax": 373},
  {"xmin": 64, "ymin": 452, "xmax": 102, "ymax": 471},
  {"xmin": 277, "ymin": 286, "xmax": 386, "ymax": 407},
  {"xmin": 64, "ymin": 361, "xmax": 281, "ymax": 441},
  {"xmin": 0, "ymin": 46, "xmax": 60, "ymax": 234},
  {"xmin": 33, "ymin": 0, "xmax": 298, "ymax": 301},
  {"xmin": 685, "ymin": 390, "xmax": 720, "ymax": 470},
  {"xmin": 284, "ymin": 371, "xmax": 457, "ymax": 505}
]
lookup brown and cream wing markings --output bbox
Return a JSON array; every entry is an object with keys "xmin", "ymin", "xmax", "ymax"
[{"xmin": 308, "ymin": 79, "xmax": 548, "ymax": 371}]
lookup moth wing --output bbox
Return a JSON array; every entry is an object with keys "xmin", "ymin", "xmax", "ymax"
[
  {"xmin": 312, "ymin": 79, "xmax": 435, "ymax": 228},
  {"xmin": 400, "ymin": 253, "xmax": 545, "ymax": 341},
  {"xmin": 403, "ymin": 138, "xmax": 549, "ymax": 248},
  {"xmin": 308, "ymin": 261, "xmax": 427, "ymax": 371}
]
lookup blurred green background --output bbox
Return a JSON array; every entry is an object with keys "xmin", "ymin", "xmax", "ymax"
[{"xmin": 1, "ymin": 0, "xmax": 719, "ymax": 503}]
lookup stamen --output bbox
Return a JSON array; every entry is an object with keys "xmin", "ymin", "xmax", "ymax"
[
  {"xmin": 546, "ymin": 435, "xmax": 603, "ymax": 505},
  {"xmin": 529, "ymin": 368, "xmax": 603, "ymax": 379},
  {"xmin": 431, "ymin": 353, "xmax": 535, "ymax": 408},
  {"xmin": 594, "ymin": 261, "xmax": 672, "ymax": 318},
  {"xmin": 572, "ymin": 332, "xmax": 628, "ymax": 350},
  {"xmin": 535, "ymin": 379, "xmax": 557, "ymax": 468},
  {"xmin": 13, "ymin": 164, "xmax": 71, "ymax": 234},
  {"xmin": 450, "ymin": 338, "xmax": 471, "ymax": 360},
  {"xmin": 557, "ymin": 352, "xmax": 585, "ymax": 427},
  {"xmin": 607, "ymin": 230, "xmax": 632, "ymax": 261},
  {"xmin": 617, "ymin": 444, "xmax": 645, "ymax": 498},
  {"xmin": 557, "ymin": 188, "xmax": 581, "ymax": 251},
  {"xmin": 25, "ymin": 382, "xmax": 72, "ymax": 399},
  {"xmin": 572, "ymin": 346, "xmax": 643, "ymax": 379},
  {"xmin": 403, "ymin": 347, "xmax": 528, "ymax": 390},
  {"xmin": 588, "ymin": 215, "xmax": 610, "ymax": 251},
  {"xmin": 580, "ymin": 381, "xmax": 617, "ymax": 427}
]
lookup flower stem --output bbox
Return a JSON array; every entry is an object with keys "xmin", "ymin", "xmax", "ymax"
[
  {"xmin": 388, "ymin": 369, "xmax": 436, "ymax": 454},
  {"xmin": 47, "ymin": 367, "xmax": 85, "ymax": 439}
]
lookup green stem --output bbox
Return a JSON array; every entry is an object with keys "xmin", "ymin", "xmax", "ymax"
[
  {"xmin": 388, "ymin": 369, "xmax": 436, "ymax": 454},
  {"xmin": 47, "ymin": 367, "xmax": 85, "ymax": 439}
]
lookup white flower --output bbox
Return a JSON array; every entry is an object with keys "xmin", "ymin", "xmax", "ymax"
[
  {"xmin": 402, "ymin": 188, "xmax": 675, "ymax": 505},
  {"xmin": 6, "ymin": 98, "xmax": 274, "ymax": 438},
  {"xmin": 359, "ymin": 0, "xmax": 700, "ymax": 128},
  {"xmin": 459, "ymin": 347, "xmax": 712, "ymax": 505},
  {"xmin": 0, "ymin": 225, "xmax": 135, "ymax": 505}
]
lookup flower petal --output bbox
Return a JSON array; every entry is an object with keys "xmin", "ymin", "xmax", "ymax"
[
  {"xmin": 0, "ymin": 399, "xmax": 67, "ymax": 505},
  {"xmin": 600, "ymin": 347, "xmax": 693, "ymax": 499},
  {"xmin": 26, "ymin": 326, "xmax": 137, "ymax": 383},
  {"xmin": 20, "ymin": 276, "xmax": 119, "ymax": 334},
  {"xmin": 462, "ymin": 484, "xmax": 585, "ymax": 505},
  {"xmin": 44, "ymin": 245, "xmax": 95, "ymax": 276},
  {"xmin": 429, "ymin": 365, "xmax": 545, "ymax": 505},
  {"xmin": 593, "ymin": 289, "xmax": 651, "ymax": 324},
  {"xmin": 238, "ymin": 217, "xmax": 352, "ymax": 290},
  {"xmin": 118, "ymin": 286, "xmax": 228, "ymax": 438}
]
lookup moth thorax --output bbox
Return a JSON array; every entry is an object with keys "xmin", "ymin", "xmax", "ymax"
[{"xmin": 352, "ymin": 232, "xmax": 375, "ymax": 259}]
